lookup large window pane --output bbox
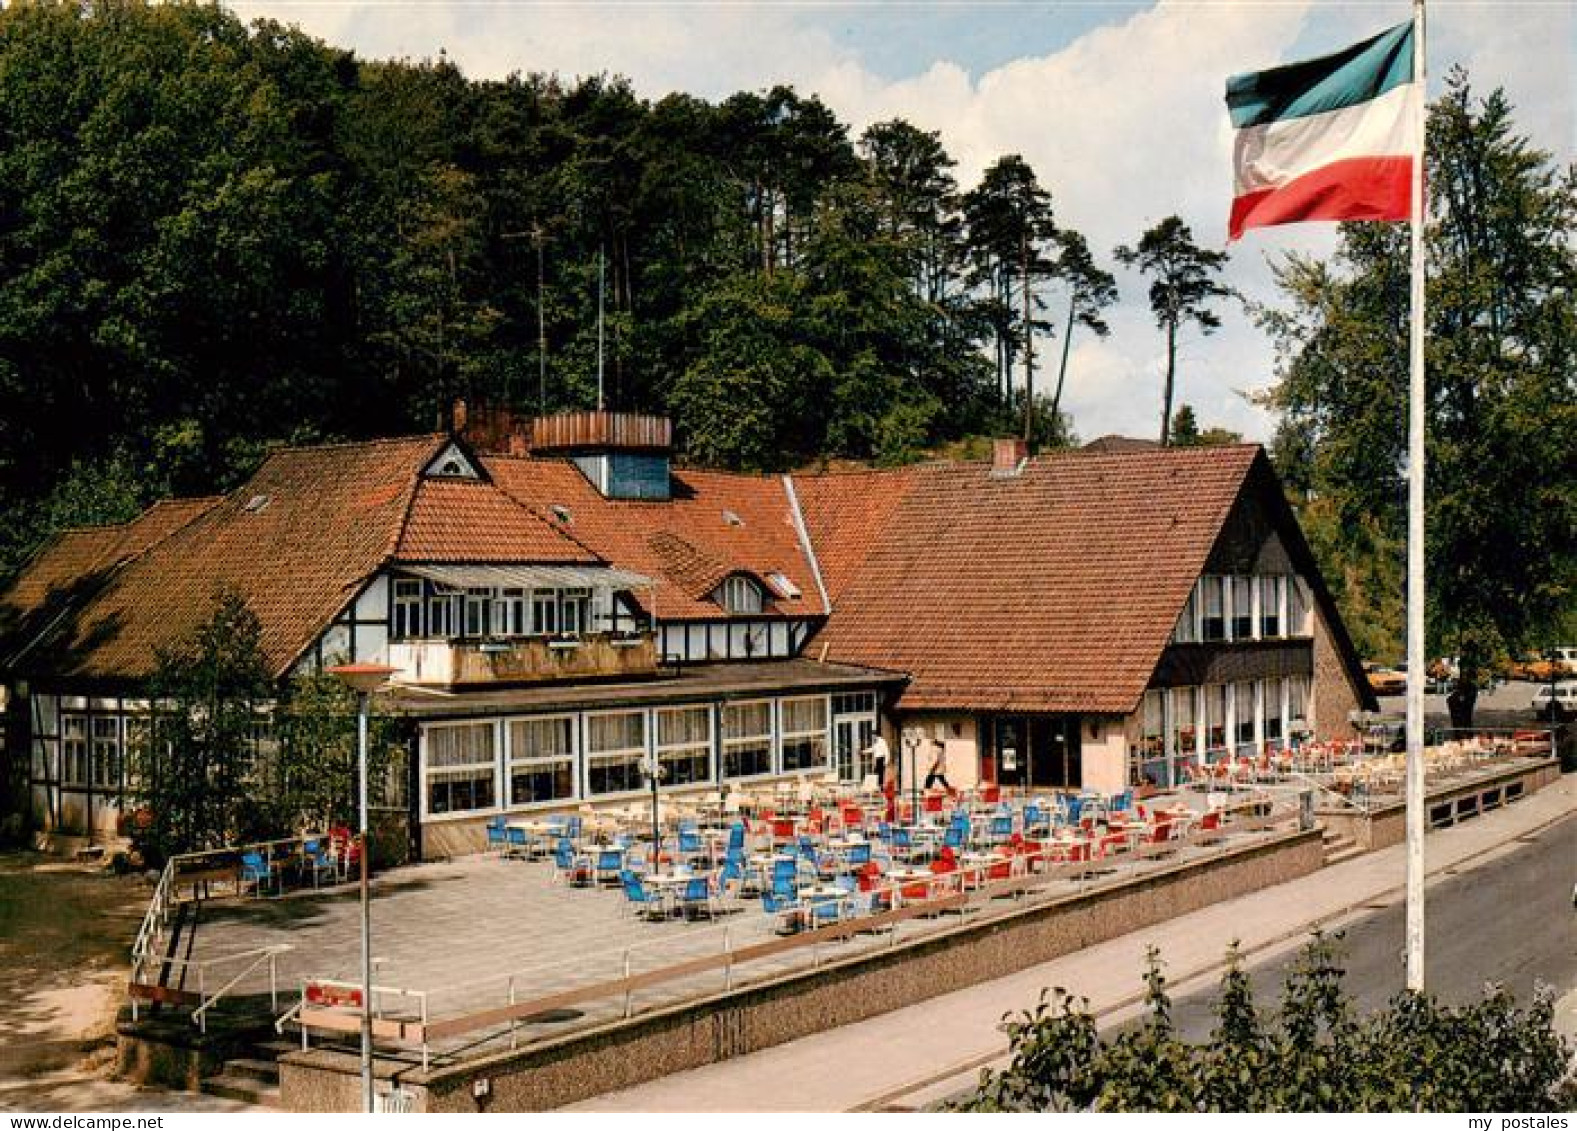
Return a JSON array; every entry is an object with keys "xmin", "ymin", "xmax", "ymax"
[
  {"xmin": 62, "ymin": 716, "xmax": 87, "ymax": 787},
  {"xmin": 426, "ymin": 723, "xmax": 495, "ymax": 815},
  {"xmin": 586, "ymin": 710, "xmax": 646, "ymax": 796},
  {"xmin": 722, "ymin": 700, "xmax": 773, "ymax": 778},
  {"xmin": 1234, "ymin": 681, "xmax": 1256, "ymax": 749},
  {"xmin": 1263, "ymin": 678, "xmax": 1284, "ymax": 741},
  {"xmin": 1168, "ymin": 688, "xmax": 1197, "ymax": 762},
  {"xmin": 1259, "ymin": 576, "xmax": 1283, "ymax": 638},
  {"xmin": 656, "ymin": 706, "xmax": 711, "ymax": 786},
  {"xmin": 509, "ymin": 716, "xmax": 575, "ymax": 806},
  {"xmin": 779, "ymin": 696, "xmax": 828, "ymax": 772},
  {"xmin": 1204, "ymin": 685, "xmax": 1228, "ymax": 754},
  {"xmin": 1231, "ymin": 577, "xmax": 1255, "ymax": 640},
  {"xmin": 1201, "ymin": 577, "xmax": 1226, "ymax": 642}
]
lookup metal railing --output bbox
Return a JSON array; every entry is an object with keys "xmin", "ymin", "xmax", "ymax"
[
  {"xmin": 293, "ymin": 800, "xmax": 1296, "ymax": 1069},
  {"xmin": 128, "ymin": 832, "xmax": 330, "ymax": 1023},
  {"xmin": 187, "ymin": 945, "xmax": 293, "ymax": 1032}
]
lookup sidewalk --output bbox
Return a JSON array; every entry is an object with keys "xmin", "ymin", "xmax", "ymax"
[{"xmin": 566, "ymin": 774, "xmax": 1577, "ymax": 1112}]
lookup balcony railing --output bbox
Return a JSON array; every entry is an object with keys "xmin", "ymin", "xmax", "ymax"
[{"xmin": 389, "ymin": 632, "xmax": 658, "ymax": 687}]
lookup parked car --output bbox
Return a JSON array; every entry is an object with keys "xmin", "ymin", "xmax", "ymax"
[
  {"xmin": 1364, "ymin": 663, "xmax": 1407, "ymax": 697},
  {"xmin": 1531, "ymin": 681, "xmax": 1577, "ymax": 721},
  {"xmin": 1511, "ymin": 646, "xmax": 1576, "ymax": 683}
]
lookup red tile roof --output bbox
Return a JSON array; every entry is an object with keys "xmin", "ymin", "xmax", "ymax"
[
  {"xmin": 1, "ymin": 437, "xmax": 445, "ymax": 680},
  {"xmin": 0, "ymin": 496, "xmax": 225, "ymax": 662},
  {"xmin": 2, "ymin": 431, "xmax": 1305, "ymax": 717},
  {"xmin": 793, "ymin": 467, "xmax": 917, "ymax": 605},
  {"xmin": 803, "ymin": 445, "xmax": 1263, "ymax": 714},
  {"xmin": 395, "ymin": 478, "xmax": 598, "ymax": 564},
  {"xmin": 483, "ymin": 458, "xmax": 824, "ymax": 621}
]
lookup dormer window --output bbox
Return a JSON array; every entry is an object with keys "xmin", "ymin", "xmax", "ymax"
[
  {"xmin": 422, "ymin": 441, "xmax": 481, "ymax": 481},
  {"xmin": 715, "ymin": 574, "xmax": 764, "ymax": 615}
]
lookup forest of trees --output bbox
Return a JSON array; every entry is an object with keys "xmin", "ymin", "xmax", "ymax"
[
  {"xmin": 0, "ymin": 0, "xmax": 1195, "ymax": 578},
  {"xmin": 1, "ymin": 3, "xmax": 1569, "ymax": 676}
]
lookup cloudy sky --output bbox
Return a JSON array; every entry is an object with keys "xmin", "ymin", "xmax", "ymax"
[{"xmin": 230, "ymin": 0, "xmax": 1573, "ymax": 442}]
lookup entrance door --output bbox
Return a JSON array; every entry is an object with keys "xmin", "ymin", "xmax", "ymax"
[
  {"xmin": 1031, "ymin": 716, "xmax": 1082, "ymax": 788},
  {"xmin": 833, "ymin": 717, "xmax": 876, "ymax": 782}
]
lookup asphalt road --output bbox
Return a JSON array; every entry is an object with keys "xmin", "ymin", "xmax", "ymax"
[{"xmin": 1138, "ymin": 813, "xmax": 1577, "ymax": 1041}]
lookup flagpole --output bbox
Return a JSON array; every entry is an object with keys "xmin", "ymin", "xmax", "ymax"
[{"xmin": 1404, "ymin": 0, "xmax": 1428, "ymax": 994}]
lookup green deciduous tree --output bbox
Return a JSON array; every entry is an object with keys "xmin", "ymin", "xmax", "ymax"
[
  {"xmin": 1116, "ymin": 216, "xmax": 1232, "ymax": 447},
  {"xmin": 128, "ymin": 588, "xmax": 273, "ymax": 863},
  {"xmin": 1258, "ymin": 72, "xmax": 1577, "ymax": 720}
]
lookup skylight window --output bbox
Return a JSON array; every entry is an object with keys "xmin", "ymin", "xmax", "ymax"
[
  {"xmin": 242, "ymin": 494, "xmax": 271, "ymax": 513},
  {"xmin": 766, "ymin": 571, "xmax": 801, "ymax": 599},
  {"xmin": 550, "ymin": 504, "xmax": 573, "ymax": 524},
  {"xmin": 721, "ymin": 509, "xmax": 744, "ymax": 527}
]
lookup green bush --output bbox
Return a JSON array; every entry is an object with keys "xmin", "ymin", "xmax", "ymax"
[{"xmin": 951, "ymin": 935, "xmax": 1574, "ymax": 1112}]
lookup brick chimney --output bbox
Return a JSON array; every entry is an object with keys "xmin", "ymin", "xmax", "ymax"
[{"xmin": 991, "ymin": 437, "xmax": 1029, "ymax": 477}]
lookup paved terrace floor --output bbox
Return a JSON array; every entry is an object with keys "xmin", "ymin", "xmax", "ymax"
[{"xmin": 171, "ymin": 794, "xmax": 1283, "ymax": 1066}]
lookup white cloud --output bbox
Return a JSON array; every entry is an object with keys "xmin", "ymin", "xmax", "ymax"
[{"xmin": 229, "ymin": 0, "xmax": 1573, "ymax": 443}]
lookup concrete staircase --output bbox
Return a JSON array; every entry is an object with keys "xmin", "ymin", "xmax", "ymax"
[
  {"xmin": 199, "ymin": 1039, "xmax": 293, "ymax": 1108},
  {"xmin": 1320, "ymin": 826, "xmax": 1365, "ymax": 865}
]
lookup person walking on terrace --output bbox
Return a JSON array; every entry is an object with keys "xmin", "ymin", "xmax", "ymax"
[{"xmin": 923, "ymin": 737, "xmax": 955, "ymax": 796}]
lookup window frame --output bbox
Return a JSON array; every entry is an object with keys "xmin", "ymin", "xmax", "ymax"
[
  {"xmin": 721, "ymin": 698, "xmax": 775, "ymax": 780},
  {"xmin": 392, "ymin": 579, "xmax": 425, "ymax": 640},
  {"xmin": 778, "ymin": 695, "xmax": 830, "ymax": 774},
  {"xmin": 506, "ymin": 714, "xmax": 577, "ymax": 808},
  {"xmin": 717, "ymin": 574, "xmax": 765, "ymax": 615},
  {"xmin": 61, "ymin": 714, "xmax": 88, "ymax": 788},
  {"xmin": 654, "ymin": 705, "xmax": 713, "ymax": 787},
  {"xmin": 423, "ymin": 721, "xmax": 498, "ymax": 819},
  {"xmin": 583, "ymin": 708, "xmax": 648, "ymax": 797}
]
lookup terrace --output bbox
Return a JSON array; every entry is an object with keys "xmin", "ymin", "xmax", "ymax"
[{"xmin": 129, "ymin": 782, "xmax": 1299, "ymax": 1070}]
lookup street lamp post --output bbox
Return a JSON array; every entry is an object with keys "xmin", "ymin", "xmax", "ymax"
[
  {"xmin": 327, "ymin": 663, "xmax": 397, "ymax": 1115},
  {"xmin": 643, "ymin": 753, "xmax": 665, "ymax": 864}
]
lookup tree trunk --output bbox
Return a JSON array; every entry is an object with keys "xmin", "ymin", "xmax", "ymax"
[
  {"xmin": 1159, "ymin": 318, "xmax": 1177, "ymax": 446},
  {"xmin": 1050, "ymin": 293, "xmax": 1076, "ymax": 437},
  {"xmin": 1447, "ymin": 676, "xmax": 1478, "ymax": 729},
  {"xmin": 1021, "ymin": 231, "xmax": 1034, "ymax": 448}
]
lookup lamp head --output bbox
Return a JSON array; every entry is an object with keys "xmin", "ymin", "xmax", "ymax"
[{"xmin": 326, "ymin": 663, "xmax": 399, "ymax": 696}]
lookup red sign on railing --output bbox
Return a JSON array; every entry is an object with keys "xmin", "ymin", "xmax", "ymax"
[{"xmin": 306, "ymin": 982, "xmax": 363, "ymax": 1009}]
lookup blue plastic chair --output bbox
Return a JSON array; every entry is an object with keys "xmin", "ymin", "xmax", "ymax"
[
  {"xmin": 302, "ymin": 839, "xmax": 336, "ymax": 888},
  {"xmin": 240, "ymin": 850, "xmax": 275, "ymax": 897},
  {"xmin": 942, "ymin": 823, "xmax": 968, "ymax": 852},
  {"xmin": 595, "ymin": 849, "xmax": 624, "ymax": 885},
  {"xmin": 620, "ymin": 870, "xmax": 665, "ymax": 919},
  {"xmin": 987, "ymin": 815, "xmax": 1014, "ymax": 845},
  {"xmin": 678, "ymin": 828, "xmax": 705, "ymax": 862},
  {"xmin": 762, "ymin": 886, "xmax": 801, "ymax": 932},
  {"xmin": 727, "ymin": 823, "xmax": 747, "ymax": 853},
  {"xmin": 563, "ymin": 816, "xmax": 583, "ymax": 840},
  {"xmin": 846, "ymin": 842, "xmax": 872, "ymax": 867},
  {"xmin": 679, "ymin": 876, "xmax": 717, "ymax": 919},
  {"xmin": 485, "ymin": 817, "xmax": 508, "ymax": 853},
  {"xmin": 553, "ymin": 839, "xmax": 589, "ymax": 885},
  {"xmin": 504, "ymin": 826, "xmax": 529, "ymax": 859}
]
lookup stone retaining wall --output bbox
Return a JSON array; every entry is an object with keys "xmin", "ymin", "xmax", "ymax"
[{"xmin": 1317, "ymin": 757, "xmax": 1559, "ymax": 851}]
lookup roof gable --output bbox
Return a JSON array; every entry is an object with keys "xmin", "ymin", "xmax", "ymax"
[
  {"xmin": 805, "ymin": 445, "xmax": 1263, "ymax": 713},
  {"xmin": 3, "ymin": 437, "xmax": 445, "ymax": 682}
]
